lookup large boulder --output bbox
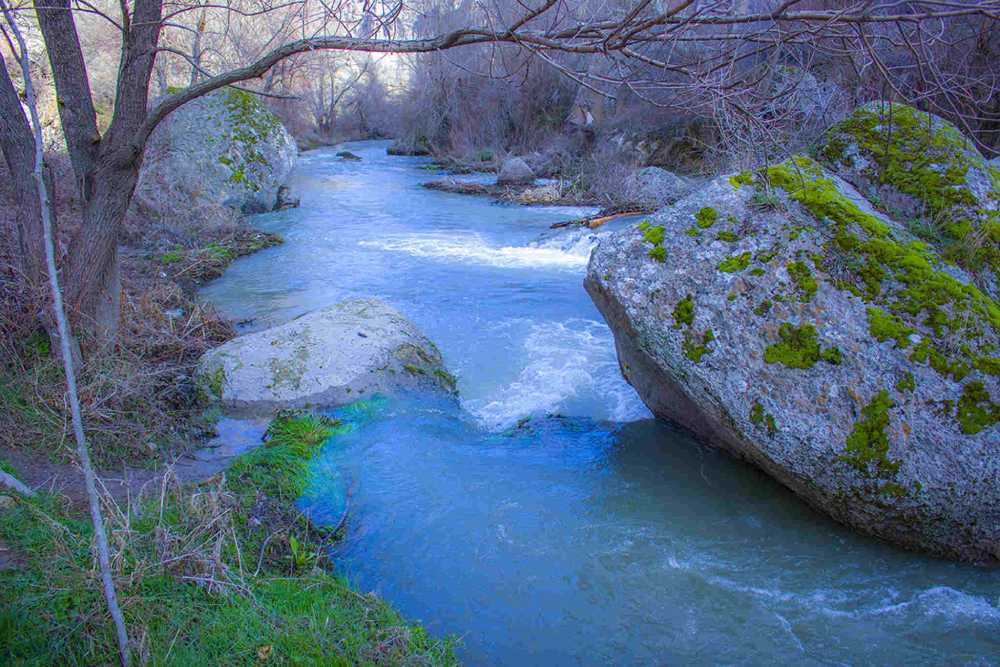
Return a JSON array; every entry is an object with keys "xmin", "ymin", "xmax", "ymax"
[
  {"xmin": 623, "ymin": 166, "xmax": 690, "ymax": 209},
  {"xmin": 133, "ymin": 88, "xmax": 297, "ymax": 227},
  {"xmin": 586, "ymin": 155, "xmax": 999, "ymax": 563},
  {"xmin": 497, "ymin": 157, "xmax": 535, "ymax": 186},
  {"xmin": 819, "ymin": 102, "xmax": 999, "ymax": 299},
  {"xmin": 196, "ymin": 299, "xmax": 456, "ymax": 414}
]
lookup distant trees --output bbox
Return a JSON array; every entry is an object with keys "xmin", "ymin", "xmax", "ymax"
[{"xmin": 1, "ymin": 0, "xmax": 998, "ymax": 347}]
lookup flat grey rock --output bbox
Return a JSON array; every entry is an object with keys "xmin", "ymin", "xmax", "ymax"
[{"xmin": 197, "ymin": 299, "xmax": 456, "ymax": 414}]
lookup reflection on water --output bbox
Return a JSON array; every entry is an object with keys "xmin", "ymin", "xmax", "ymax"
[{"xmin": 203, "ymin": 141, "xmax": 1000, "ymax": 666}]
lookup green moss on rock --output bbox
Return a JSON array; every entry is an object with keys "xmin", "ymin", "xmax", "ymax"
[
  {"xmin": 786, "ymin": 260, "xmax": 818, "ymax": 302},
  {"xmin": 683, "ymin": 329, "xmax": 715, "ymax": 363},
  {"xmin": 956, "ymin": 381, "xmax": 1000, "ymax": 435},
  {"xmin": 673, "ymin": 295, "xmax": 695, "ymax": 329},
  {"xmin": 867, "ymin": 307, "xmax": 914, "ymax": 348},
  {"xmin": 695, "ymin": 207, "xmax": 718, "ymax": 229},
  {"xmin": 718, "ymin": 252, "xmax": 752, "ymax": 273},
  {"xmin": 838, "ymin": 390, "xmax": 902, "ymax": 491},
  {"xmin": 764, "ymin": 322, "xmax": 841, "ymax": 369}
]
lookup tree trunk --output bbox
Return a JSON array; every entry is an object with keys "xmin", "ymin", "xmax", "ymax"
[
  {"xmin": 61, "ymin": 158, "xmax": 139, "ymax": 341},
  {"xmin": 0, "ymin": 55, "xmax": 49, "ymax": 298}
]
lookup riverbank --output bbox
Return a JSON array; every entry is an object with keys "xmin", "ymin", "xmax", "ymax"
[
  {"xmin": 0, "ymin": 155, "xmax": 455, "ymax": 662},
  {"xmin": 0, "ymin": 411, "xmax": 455, "ymax": 664}
]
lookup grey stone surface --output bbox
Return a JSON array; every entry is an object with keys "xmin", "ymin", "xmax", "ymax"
[
  {"xmin": 623, "ymin": 166, "xmax": 690, "ymax": 209},
  {"xmin": 497, "ymin": 157, "xmax": 535, "ymax": 186},
  {"xmin": 586, "ymin": 164, "xmax": 999, "ymax": 563},
  {"xmin": 133, "ymin": 88, "xmax": 297, "ymax": 228},
  {"xmin": 197, "ymin": 299, "xmax": 456, "ymax": 414}
]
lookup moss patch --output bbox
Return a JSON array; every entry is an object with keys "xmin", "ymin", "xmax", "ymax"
[
  {"xmin": 838, "ymin": 390, "xmax": 904, "ymax": 495},
  {"xmin": 673, "ymin": 295, "xmax": 695, "ymax": 329},
  {"xmin": 764, "ymin": 322, "xmax": 842, "ymax": 369},
  {"xmin": 895, "ymin": 372, "xmax": 916, "ymax": 393},
  {"xmin": 718, "ymin": 251, "xmax": 752, "ymax": 273},
  {"xmin": 786, "ymin": 261, "xmax": 818, "ymax": 302},
  {"xmin": 956, "ymin": 381, "xmax": 1000, "ymax": 435},
  {"xmin": 695, "ymin": 207, "xmax": 718, "ymax": 229},
  {"xmin": 683, "ymin": 329, "xmax": 715, "ymax": 363}
]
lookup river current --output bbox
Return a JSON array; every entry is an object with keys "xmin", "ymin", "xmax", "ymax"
[{"xmin": 201, "ymin": 141, "xmax": 999, "ymax": 666}]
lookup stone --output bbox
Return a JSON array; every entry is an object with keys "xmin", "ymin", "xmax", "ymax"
[
  {"xmin": 819, "ymin": 102, "xmax": 999, "ymax": 299},
  {"xmin": 497, "ymin": 157, "xmax": 535, "ymax": 186},
  {"xmin": 336, "ymin": 150, "xmax": 362, "ymax": 161},
  {"xmin": 586, "ymin": 155, "xmax": 999, "ymax": 563},
  {"xmin": 273, "ymin": 185, "xmax": 299, "ymax": 211},
  {"xmin": 622, "ymin": 166, "xmax": 690, "ymax": 209},
  {"xmin": 196, "ymin": 299, "xmax": 456, "ymax": 414},
  {"xmin": 133, "ymin": 88, "xmax": 297, "ymax": 228}
]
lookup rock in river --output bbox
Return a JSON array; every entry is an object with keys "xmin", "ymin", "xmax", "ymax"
[
  {"xmin": 197, "ymin": 299, "xmax": 457, "ymax": 414},
  {"xmin": 586, "ymin": 116, "xmax": 999, "ymax": 562}
]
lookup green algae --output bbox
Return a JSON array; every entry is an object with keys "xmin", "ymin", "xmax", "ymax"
[{"xmin": 716, "ymin": 230, "xmax": 738, "ymax": 242}]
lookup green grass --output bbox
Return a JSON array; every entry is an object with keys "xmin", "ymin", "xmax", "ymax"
[{"xmin": 0, "ymin": 411, "xmax": 457, "ymax": 665}]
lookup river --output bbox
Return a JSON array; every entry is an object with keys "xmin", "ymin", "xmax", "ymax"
[{"xmin": 201, "ymin": 140, "xmax": 999, "ymax": 666}]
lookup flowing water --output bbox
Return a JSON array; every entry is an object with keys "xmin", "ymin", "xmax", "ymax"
[{"xmin": 201, "ymin": 141, "xmax": 999, "ymax": 666}]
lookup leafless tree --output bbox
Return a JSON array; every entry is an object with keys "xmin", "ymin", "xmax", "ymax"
[
  {"xmin": 1, "ymin": 0, "xmax": 998, "ymax": 347},
  {"xmin": 0, "ymin": 1, "xmax": 130, "ymax": 663}
]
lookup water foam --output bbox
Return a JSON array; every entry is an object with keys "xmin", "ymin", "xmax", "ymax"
[
  {"xmin": 464, "ymin": 319, "xmax": 649, "ymax": 430},
  {"xmin": 359, "ymin": 230, "xmax": 601, "ymax": 270}
]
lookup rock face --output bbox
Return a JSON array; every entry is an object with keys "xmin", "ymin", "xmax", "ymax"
[
  {"xmin": 586, "ymin": 149, "xmax": 999, "ymax": 562},
  {"xmin": 497, "ymin": 157, "xmax": 535, "ymax": 186},
  {"xmin": 819, "ymin": 102, "xmax": 999, "ymax": 299},
  {"xmin": 133, "ymin": 88, "xmax": 297, "ymax": 227},
  {"xmin": 623, "ymin": 166, "xmax": 690, "ymax": 209},
  {"xmin": 197, "ymin": 299, "xmax": 456, "ymax": 414}
]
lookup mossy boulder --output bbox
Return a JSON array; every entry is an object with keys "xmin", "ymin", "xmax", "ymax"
[
  {"xmin": 586, "ymin": 155, "xmax": 999, "ymax": 563},
  {"xmin": 818, "ymin": 102, "xmax": 1000, "ymax": 299},
  {"xmin": 133, "ymin": 88, "xmax": 298, "ymax": 228},
  {"xmin": 196, "ymin": 299, "xmax": 456, "ymax": 415}
]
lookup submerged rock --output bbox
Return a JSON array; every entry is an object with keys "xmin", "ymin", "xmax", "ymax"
[
  {"xmin": 196, "ymin": 299, "xmax": 456, "ymax": 414},
  {"xmin": 336, "ymin": 150, "xmax": 362, "ymax": 161},
  {"xmin": 586, "ymin": 154, "xmax": 999, "ymax": 563},
  {"xmin": 133, "ymin": 88, "xmax": 297, "ymax": 227},
  {"xmin": 497, "ymin": 157, "xmax": 535, "ymax": 186},
  {"xmin": 623, "ymin": 166, "xmax": 690, "ymax": 209},
  {"xmin": 819, "ymin": 102, "xmax": 999, "ymax": 299}
]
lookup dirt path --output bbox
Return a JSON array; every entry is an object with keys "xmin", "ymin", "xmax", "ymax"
[{"xmin": 0, "ymin": 417, "xmax": 268, "ymax": 511}]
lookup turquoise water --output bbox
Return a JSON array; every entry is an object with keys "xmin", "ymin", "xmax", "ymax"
[{"xmin": 202, "ymin": 141, "xmax": 999, "ymax": 665}]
